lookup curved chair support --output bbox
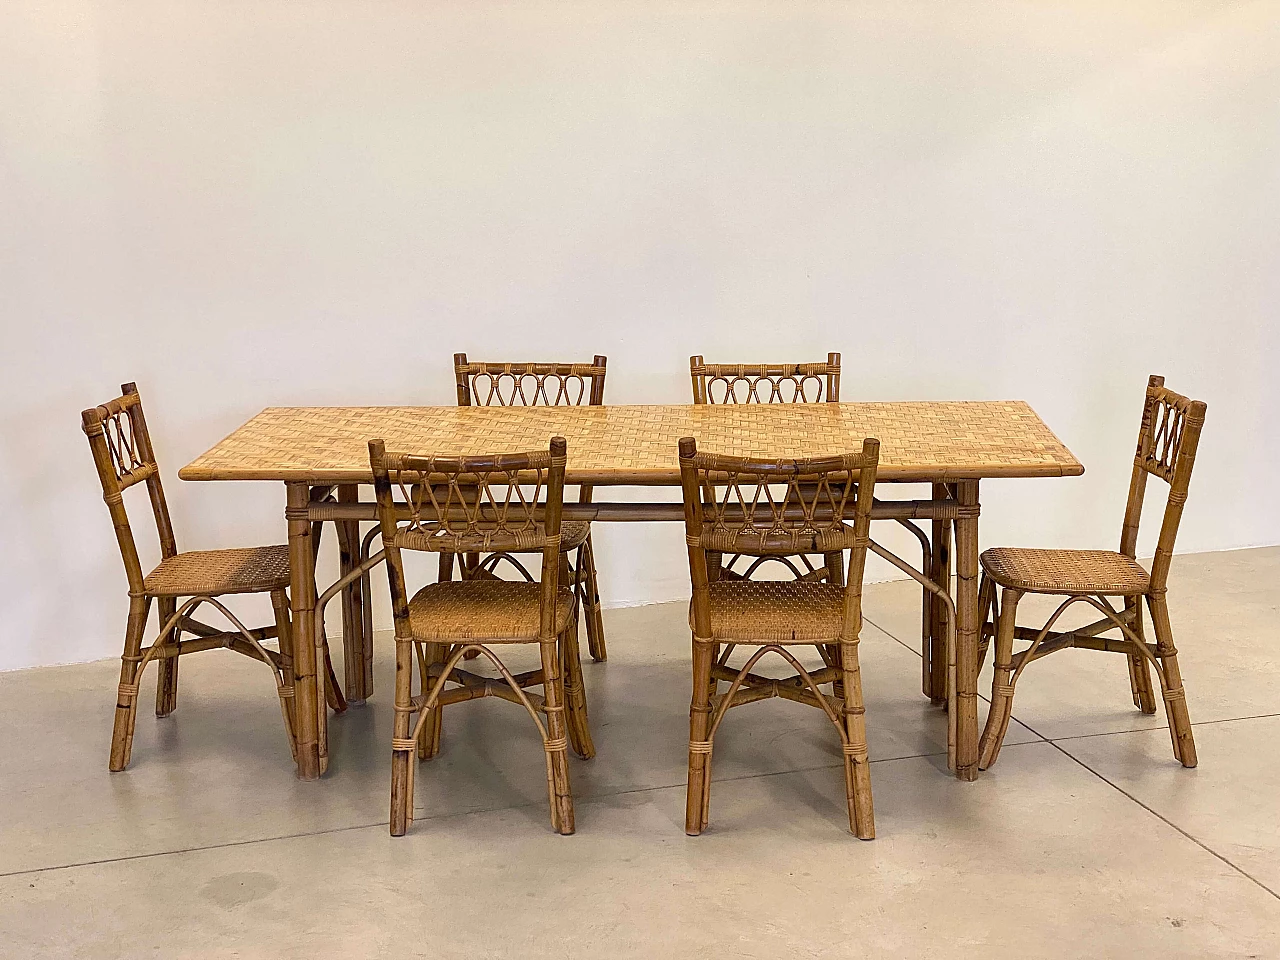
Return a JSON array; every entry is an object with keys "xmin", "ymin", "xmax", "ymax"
[
  {"xmin": 477, "ymin": 552, "xmax": 537, "ymax": 582},
  {"xmin": 869, "ymin": 538, "xmax": 958, "ymax": 768},
  {"xmin": 399, "ymin": 640, "xmax": 562, "ymax": 829},
  {"xmin": 130, "ymin": 594, "xmax": 297, "ymax": 762}
]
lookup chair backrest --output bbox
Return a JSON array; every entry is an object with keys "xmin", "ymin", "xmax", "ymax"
[
  {"xmin": 370, "ymin": 437, "xmax": 568, "ymax": 638},
  {"xmin": 1119, "ymin": 375, "xmax": 1208, "ymax": 592},
  {"xmin": 454, "ymin": 353, "xmax": 607, "ymax": 407},
  {"xmin": 81, "ymin": 383, "xmax": 178, "ymax": 595},
  {"xmin": 689, "ymin": 353, "xmax": 841, "ymax": 405},
  {"xmin": 678, "ymin": 437, "xmax": 880, "ymax": 636}
]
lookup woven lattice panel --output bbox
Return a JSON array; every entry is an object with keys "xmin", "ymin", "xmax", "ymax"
[{"xmin": 179, "ymin": 402, "xmax": 1082, "ymax": 485}]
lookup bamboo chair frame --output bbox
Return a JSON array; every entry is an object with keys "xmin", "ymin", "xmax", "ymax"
[
  {"xmin": 689, "ymin": 354, "xmax": 937, "ymax": 682},
  {"xmin": 679, "ymin": 436, "xmax": 881, "ymax": 838},
  {"xmin": 689, "ymin": 354, "xmax": 845, "ymax": 590},
  {"xmin": 441, "ymin": 354, "xmax": 610, "ymax": 663},
  {"xmin": 371, "ymin": 436, "xmax": 592, "ymax": 836},
  {"xmin": 977, "ymin": 376, "xmax": 1208, "ymax": 770},
  {"xmin": 81, "ymin": 383, "xmax": 312, "ymax": 770}
]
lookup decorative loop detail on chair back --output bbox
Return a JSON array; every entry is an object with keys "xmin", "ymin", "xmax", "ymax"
[
  {"xmin": 680, "ymin": 440, "xmax": 879, "ymax": 556},
  {"xmin": 690, "ymin": 353, "xmax": 840, "ymax": 405},
  {"xmin": 454, "ymin": 354, "xmax": 607, "ymax": 408},
  {"xmin": 369, "ymin": 441, "xmax": 567, "ymax": 556}
]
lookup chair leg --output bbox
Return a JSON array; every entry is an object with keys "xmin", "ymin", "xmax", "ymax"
[
  {"xmin": 415, "ymin": 642, "xmax": 445, "ymax": 760},
  {"xmin": 839, "ymin": 637, "xmax": 875, "ymax": 839},
  {"xmin": 1125, "ymin": 598, "xmax": 1157, "ymax": 714},
  {"xmin": 389, "ymin": 636, "xmax": 416, "ymax": 836},
  {"xmin": 822, "ymin": 552, "xmax": 846, "ymax": 703},
  {"xmin": 561, "ymin": 625, "xmax": 596, "ymax": 760},
  {"xmin": 827, "ymin": 643, "xmax": 845, "ymax": 702},
  {"xmin": 558, "ymin": 553, "xmax": 592, "ymax": 699},
  {"xmin": 976, "ymin": 574, "xmax": 996, "ymax": 670},
  {"xmin": 1147, "ymin": 594, "xmax": 1197, "ymax": 767},
  {"xmin": 978, "ymin": 588, "xmax": 1021, "ymax": 770},
  {"xmin": 321, "ymin": 636, "xmax": 348, "ymax": 714},
  {"xmin": 110, "ymin": 595, "xmax": 152, "ymax": 772},
  {"xmin": 581, "ymin": 534, "xmax": 608, "ymax": 662},
  {"xmin": 270, "ymin": 589, "xmax": 296, "ymax": 732},
  {"xmin": 154, "ymin": 597, "xmax": 180, "ymax": 718},
  {"xmin": 686, "ymin": 637, "xmax": 715, "ymax": 835},
  {"xmin": 460, "ymin": 553, "xmax": 483, "ymax": 661},
  {"xmin": 702, "ymin": 642, "xmax": 719, "ymax": 702},
  {"xmin": 539, "ymin": 637, "xmax": 575, "ymax": 835}
]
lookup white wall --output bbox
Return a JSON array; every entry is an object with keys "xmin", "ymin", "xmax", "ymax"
[{"xmin": 2, "ymin": 1, "xmax": 1277, "ymax": 672}]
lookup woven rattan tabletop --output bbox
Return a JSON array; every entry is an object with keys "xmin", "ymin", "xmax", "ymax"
[{"xmin": 179, "ymin": 402, "xmax": 1082, "ymax": 485}]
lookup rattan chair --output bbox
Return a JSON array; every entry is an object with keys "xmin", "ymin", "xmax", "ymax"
[
  {"xmin": 82, "ymin": 383, "xmax": 304, "ymax": 770},
  {"xmin": 679, "ymin": 436, "xmax": 881, "ymax": 838},
  {"xmin": 689, "ymin": 354, "xmax": 844, "ymax": 589},
  {"xmin": 371, "ymin": 436, "xmax": 592, "ymax": 836},
  {"xmin": 690, "ymin": 354, "xmax": 944, "ymax": 704},
  {"xmin": 450, "ymin": 353, "xmax": 610, "ymax": 663},
  {"xmin": 977, "ymin": 376, "xmax": 1207, "ymax": 770}
]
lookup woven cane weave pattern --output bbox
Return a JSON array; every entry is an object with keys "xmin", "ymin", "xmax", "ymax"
[
  {"xmin": 181, "ymin": 402, "xmax": 1082, "ymax": 484},
  {"xmin": 690, "ymin": 581, "xmax": 847, "ymax": 643},
  {"xmin": 980, "ymin": 547, "xmax": 1150, "ymax": 596},
  {"xmin": 142, "ymin": 545, "xmax": 292, "ymax": 597},
  {"xmin": 406, "ymin": 581, "xmax": 574, "ymax": 641}
]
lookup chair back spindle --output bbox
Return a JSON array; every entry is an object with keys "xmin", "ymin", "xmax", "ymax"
[
  {"xmin": 1118, "ymin": 375, "xmax": 1208, "ymax": 593},
  {"xmin": 81, "ymin": 383, "xmax": 178, "ymax": 595}
]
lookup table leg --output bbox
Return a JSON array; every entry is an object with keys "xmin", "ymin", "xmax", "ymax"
[
  {"xmin": 336, "ymin": 484, "xmax": 372, "ymax": 704},
  {"xmin": 925, "ymin": 482, "xmax": 952, "ymax": 704},
  {"xmin": 953, "ymin": 479, "xmax": 980, "ymax": 781},
  {"xmin": 287, "ymin": 482, "xmax": 322, "ymax": 779}
]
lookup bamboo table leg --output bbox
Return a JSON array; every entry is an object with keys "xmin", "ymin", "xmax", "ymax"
[
  {"xmin": 924, "ymin": 482, "xmax": 952, "ymax": 705},
  {"xmin": 336, "ymin": 484, "xmax": 372, "ymax": 704},
  {"xmin": 953, "ymin": 479, "xmax": 980, "ymax": 781},
  {"xmin": 287, "ymin": 482, "xmax": 322, "ymax": 779}
]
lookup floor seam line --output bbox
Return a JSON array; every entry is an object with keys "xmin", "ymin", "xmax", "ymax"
[
  {"xmin": 1044, "ymin": 739, "xmax": 1280, "ymax": 902},
  {"xmin": 0, "ymin": 748, "xmax": 953, "ymax": 880},
  {"xmin": 1045, "ymin": 712, "xmax": 1280, "ymax": 743},
  {"xmin": 999, "ymin": 713, "xmax": 1280, "ymax": 902},
  {"xmin": 0, "ymin": 819, "xmax": 389, "ymax": 881}
]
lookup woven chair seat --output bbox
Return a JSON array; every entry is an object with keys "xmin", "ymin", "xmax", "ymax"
[
  {"xmin": 408, "ymin": 580, "xmax": 575, "ymax": 642},
  {"xmin": 559, "ymin": 520, "xmax": 589, "ymax": 551},
  {"xmin": 690, "ymin": 580, "xmax": 847, "ymax": 644},
  {"xmin": 143, "ymin": 545, "xmax": 291, "ymax": 597},
  {"xmin": 980, "ymin": 547, "xmax": 1150, "ymax": 596}
]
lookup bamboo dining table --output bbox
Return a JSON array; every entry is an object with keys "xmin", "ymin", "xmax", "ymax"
[{"xmin": 180, "ymin": 401, "xmax": 1083, "ymax": 783}]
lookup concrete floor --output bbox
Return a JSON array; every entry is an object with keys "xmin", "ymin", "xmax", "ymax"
[{"xmin": 2, "ymin": 547, "xmax": 1278, "ymax": 958}]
